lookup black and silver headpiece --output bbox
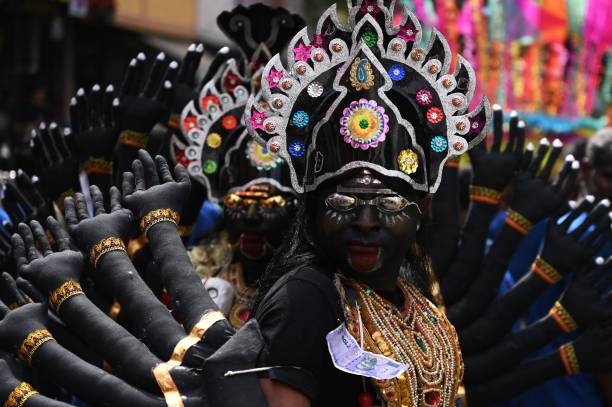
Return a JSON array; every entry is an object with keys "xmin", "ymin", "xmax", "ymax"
[{"xmin": 245, "ymin": 0, "xmax": 490, "ymax": 194}]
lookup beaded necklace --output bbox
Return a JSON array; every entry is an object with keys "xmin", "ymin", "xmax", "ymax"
[{"xmin": 336, "ymin": 275, "xmax": 462, "ymax": 407}]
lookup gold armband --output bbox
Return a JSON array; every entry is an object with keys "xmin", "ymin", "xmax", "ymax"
[
  {"xmin": 168, "ymin": 113, "xmax": 180, "ymax": 130},
  {"xmin": 82, "ymin": 157, "xmax": 113, "ymax": 176},
  {"xmin": 469, "ymin": 185, "xmax": 501, "ymax": 205},
  {"xmin": 90, "ymin": 237, "xmax": 127, "ymax": 268},
  {"xmin": 4, "ymin": 382, "xmax": 38, "ymax": 407},
  {"xmin": 48, "ymin": 281, "xmax": 84, "ymax": 313},
  {"xmin": 532, "ymin": 256, "xmax": 562, "ymax": 284},
  {"xmin": 167, "ymin": 311, "xmax": 226, "ymax": 367},
  {"xmin": 549, "ymin": 301, "xmax": 578, "ymax": 333},
  {"xmin": 18, "ymin": 330, "xmax": 54, "ymax": 366},
  {"xmin": 505, "ymin": 209, "xmax": 533, "ymax": 235},
  {"xmin": 139, "ymin": 209, "xmax": 180, "ymax": 236},
  {"xmin": 152, "ymin": 363, "xmax": 184, "ymax": 407},
  {"xmin": 119, "ymin": 130, "xmax": 148, "ymax": 149},
  {"xmin": 559, "ymin": 343, "xmax": 581, "ymax": 375}
]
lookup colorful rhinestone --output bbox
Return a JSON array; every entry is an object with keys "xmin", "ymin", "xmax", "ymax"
[{"xmin": 339, "ymin": 99, "xmax": 389, "ymax": 150}]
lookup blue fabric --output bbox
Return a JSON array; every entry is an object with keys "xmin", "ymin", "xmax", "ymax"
[
  {"xmin": 185, "ymin": 200, "xmax": 223, "ymax": 246},
  {"xmin": 489, "ymin": 211, "xmax": 609, "ymax": 407}
]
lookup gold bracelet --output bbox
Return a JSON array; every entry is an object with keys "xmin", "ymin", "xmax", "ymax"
[
  {"xmin": 127, "ymin": 234, "xmax": 149, "ymax": 259},
  {"xmin": 82, "ymin": 156, "xmax": 113, "ymax": 176},
  {"xmin": 505, "ymin": 209, "xmax": 533, "ymax": 235},
  {"xmin": 108, "ymin": 300, "xmax": 122, "ymax": 320},
  {"xmin": 168, "ymin": 113, "xmax": 180, "ymax": 130},
  {"xmin": 90, "ymin": 237, "xmax": 127, "ymax": 268},
  {"xmin": 532, "ymin": 256, "xmax": 562, "ymax": 284},
  {"xmin": 152, "ymin": 363, "xmax": 185, "ymax": 407},
  {"xmin": 18, "ymin": 330, "xmax": 54, "ymax": 366},
  {"xmin": 4, "ymin": 382, "xmax": 38, "ymax": 407},
  {"xmin": 119, "ymin": 130, "xmax": 148, "ymax": 148},
  {"xmin": 559, "ymin": 342, "xmax": 581, "ymax": 375},
  {"xmin": 48, "ymin": 281, "xmax": 84, "ymax": 313},
  {"xmin": 549, "ymin": 301, "xmax": 578, "ymax": 333},
  {"xmin": 167, "ymin": 311, "xmax": 226, "ymax": 367},
  {"xmin": 139, "ymin": 209, "xmax": 180, "ymax": 236},
  {"xmin": 469, "ymin": 185, "xmax": 501, "ymax": 205}
]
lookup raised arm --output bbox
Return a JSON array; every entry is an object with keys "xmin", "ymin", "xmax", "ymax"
[
  {"xmin": 442, "ymin": 107, "xmax": 524, "ymax": 304},
  {"xmin": 448, "ymin": 143, "xmax": 578, "ymax": 328},
  {"xmin": 466, "ymin": 320, "xmax": 612, "ymax": 406},
  {"xmin": 122, "ymin": 150, "xmax": 235, "ymax": 350},
  {"xmin": 464, "ymin": 256, "xmax": 612, "ymax": 383},
  {"xmin": 63, "ymin": 186, "xmax": 185, "ymax": 360},
  {"xmin": 459, "ymin": 197, "xmax": 611, "ymax": 352},
  {"xmin": 13, "ymin": 218, "xmax": 162, "ymax": 394}
]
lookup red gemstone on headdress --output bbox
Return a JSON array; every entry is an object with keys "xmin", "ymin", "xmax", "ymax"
[
  {"xmin": 424, "ymin": 390, "xmax": 441, "ymax": 406},
  {"xmin": 332, "ymin": 43, "xmax": 343, "ymax": 53},
  {"xmin": 270, "ymin": 143, "xmax": 280, "ymax": 153},
  {"xmin": 454, "ymin": 142, "xmax": 464, "ymax": 151}
]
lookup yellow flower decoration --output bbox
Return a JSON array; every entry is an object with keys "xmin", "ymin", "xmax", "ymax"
[
  {"xmin": 206, "ymin": 133, "xmax": 222, "ymax": 149},
  {"xmin": 397, "ymin": 149, "xmax": 419, "ymax": 174}
]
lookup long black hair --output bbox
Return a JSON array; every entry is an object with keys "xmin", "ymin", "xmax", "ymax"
[{"xmin": 253, "ymin": 192, "xmax": 434, "ymax": 311}]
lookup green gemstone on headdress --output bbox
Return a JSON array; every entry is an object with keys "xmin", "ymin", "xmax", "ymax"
[
  {"xmin": 203, "ymin": 160, "xmax": 218, "ymax": 174},
  {"xmin": 361, "ymin": 31, "xmax": 378, "ymax": 48},
  {"xmin": 359, "ymin": 119, "xmax": 370, "ymax": 129}
]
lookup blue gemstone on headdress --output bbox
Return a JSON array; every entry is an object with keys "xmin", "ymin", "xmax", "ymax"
[
  {"xmin": 431, "ymin": 136, "xmax": 448, "ymax": 153},
  {"xmin": 292, "ymin": 111, "xmax": 309, "ymax": 128},
  {"xmin": 389, "ymin": 65, "xmax": 405, "ymax": 81},
  {"xmin": 289, "ymin": 140, "xmax": 306, "ymax": 157}
]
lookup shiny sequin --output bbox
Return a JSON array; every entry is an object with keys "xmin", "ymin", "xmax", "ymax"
[
  {"xmin": 206, "ymin": 133, "xmax": 222, "ymax": 149},
  {"xmin": 397, "ymin": 149, "xmax": 419, "ymax": 174},
  {"xmin": 307, "ymin": 82, "xmax": 324, "ymax": 98},
  {"xmin": 388, "ymin": 65, "xmax": 405, "ymax": 81},
  {"xmin": 430, "ymin": 136, "xmax": 447, "ymax": 153},
  {"xmin": 340, "ymin": 99, "xmax": 389, "ymax": 150},
  {"xmin": 248, "ymin": 111, "xmax": 266, "ymax": 131},
  {"xmin": 288, "ymin": 140, "xmax": 306, "ymax": 157},
  {"xmin": 416, "ymin": 90, "xmax": 433, "ymax": 106},
  {"xmin": 426, "ymin": 107, "xmax": 444, "ymax": 124},
  {"xmin": 292, "ymin": 111, "xmax": 309, "ymax": 128}
]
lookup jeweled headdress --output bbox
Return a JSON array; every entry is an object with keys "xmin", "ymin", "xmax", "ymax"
[
  {"xmin": 170, "ymin": 4, "xmax": 304, "ymax": 202},
  {"xmin": 245, "ymin": 0, "xmax": 490, "ymax": 194}
]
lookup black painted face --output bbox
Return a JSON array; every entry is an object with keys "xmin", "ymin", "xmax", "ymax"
[
  {"xmin": 223, "ymin": 183, "xmax": 296, "ymax": 260},
  {"xmin": 312, "ymin": 170, "xmax": 425, "ymax": 289}
]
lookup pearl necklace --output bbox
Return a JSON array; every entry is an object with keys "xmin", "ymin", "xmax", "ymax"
[{"xmin": 336, "ymin": 275, "xmax": 463, "ymax": 407}]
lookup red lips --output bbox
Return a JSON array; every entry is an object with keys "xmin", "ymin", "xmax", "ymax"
[
  {"xmin": 240, "ymin": 233, "xmax": 267, "ymax": 259},
  {"xmin": 347, "ymin": 243, "xmax": 381, "ymax": 273}
]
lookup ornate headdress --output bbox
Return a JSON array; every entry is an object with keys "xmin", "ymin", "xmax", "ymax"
[
  {"xmin": 171, "ymin": 4, "xmax": 304, "ymax": 202},
  {"xmin": 245, "ymin": 0, "xmax": 490, "ymax": 194}
]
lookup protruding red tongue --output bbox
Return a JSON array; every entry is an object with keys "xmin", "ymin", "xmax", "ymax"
[
  {"xmin": 240, "ymin": 233, "xmax": 267, "ymax": 259},
  {"xmin": 347, "ymin": 245, "xmax": 381, "ymax": 272}
]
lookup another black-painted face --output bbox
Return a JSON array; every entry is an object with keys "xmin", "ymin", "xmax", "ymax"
[
  {"xmin": 223, "ymin": 183, "xmax": 296, "ymax": 260},
  {"xmin": 312, "ymin": 170, "xmax": 425, "ymax": 289}
]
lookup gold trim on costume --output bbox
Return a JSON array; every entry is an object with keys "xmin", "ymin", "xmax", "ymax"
[
  {"xmin": 3, "ymin": 382, "xmax": 38, "ymax": 407},
  {"xmin": 119, "ymin": 130, "xmax": 148, "ymax": 148},
  {"xmin": 90, "ymin": 237, "xmax": 127, "ymax": 268},
  {"xmin": 549, "ymin": 301, "xmax": 578, "ymax": 333},
  {"xmin": 48, "ymin": 281, "xmax": 84, "ymax": 313},
  {"xmin": 469, "ymin": 186, "xmax": 501, "ymax": 205},
  {"xmin": 152, "ymin": 364, "xmax": 184, "ymax": 407},
  {"xmin": 559, "ymin": 343, "xmax": 580, "ymax": 375},
  {"xmin": 82, "ymin": 157, "xmax": 113, "ymax": 176},
  {"xmin": 18, "ymin": 330, "xmax": 54, "ymax": 366},
  {"xmin": 167, "ymin": 311, "xmax": 226, "ymax": 367},
  {"xmin": 505, "ymin": 209, "xmax": 533, "ymax": 235},
  {"xmin": 139, "ymin": 208, "xmax": 180, "ymax": 236},
  {"xmin": 532, "ymin": 256, "xmax": 562, "ymax": 284}
]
